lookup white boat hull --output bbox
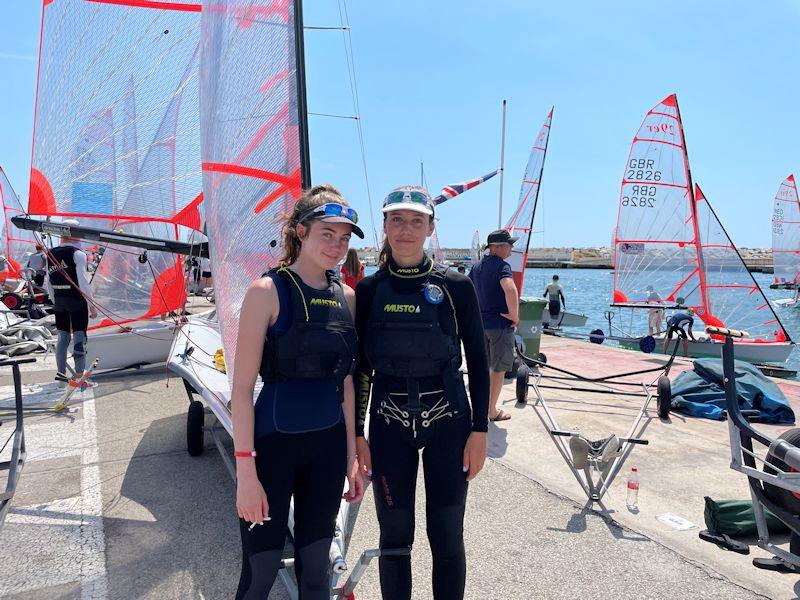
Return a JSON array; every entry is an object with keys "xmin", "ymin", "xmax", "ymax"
[
  {"xmin": 543, "ymin": 309, "xmax": 588, "ymax": 329},
  {"xmin": 620, "ymin": 335, "xmax": 794, "ymax": 364},
  {"xmin": 86, "ymin": 321, "xmax": 178, "ymax": 371},
  {"xmin": 167, "ymin": 314, "xmax": 353, "ymax": 579}
]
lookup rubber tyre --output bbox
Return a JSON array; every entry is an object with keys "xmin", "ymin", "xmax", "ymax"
[
  {"xmin": 516, "ymin": 364, "xmax": 530, "ymax": 404},
  {"xmin": 1, "ymin": 292, "xmax": 23, "ymax": 311},
  {"xmin": 187, "ymin": 400, "xmax": 205, "ymax": 457},
  {"xmin": 764, "ymin": 428, "xmax": 800, "ymax": 514},
  {"xmin": 657, "ymin": 376, "xmax": 671, "ymax": 418},
  {"xmin": 536, "ymin": 352, "xmax": 547, "ymax": 364}
]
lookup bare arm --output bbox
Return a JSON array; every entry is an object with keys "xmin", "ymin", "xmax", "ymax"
[
  {"xmin": 231, "ymin": 278, "xmax": 278, "ymax": 482},
  {"xmin": 500, "ymin": 277, "xmax": 519, "ymax": 324}
]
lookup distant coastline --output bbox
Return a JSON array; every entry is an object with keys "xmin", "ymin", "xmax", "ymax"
[{"xmin": 354, "ymin": 247, "xmax": 775, "ymax": 273}]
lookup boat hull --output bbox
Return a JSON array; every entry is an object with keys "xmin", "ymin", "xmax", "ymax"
[
  {"xmin": 543, "ymin": 309, "xmax": 588, "ymax": 329},
  {"xmin": 619, "ymin": 335, "xmax": 794, "ymax": 364},
  {"xmin": 167, "ymin": 314, "xmax": 353, "ymax": 577}
]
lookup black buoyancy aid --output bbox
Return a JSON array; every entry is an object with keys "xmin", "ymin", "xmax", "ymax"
[
  {"xmin": 365, "ymin": 264, "xmax": 467, "ymax": 419},
  {"xmin": 46, "ymin": 246, "xmax": 82, "ymax": 301},
  {"xmin": 260, "ymin": 267, "xmax": 357, "ymax": 394}
]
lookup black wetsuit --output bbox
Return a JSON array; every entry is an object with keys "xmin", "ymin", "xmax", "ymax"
[
  {"xmin": 355, "ymin": 257, "xmax": 489, "ymax": 600},
  {"xmin": 237, "ymin": 268, "xmax": 356, "ymax": 600}
]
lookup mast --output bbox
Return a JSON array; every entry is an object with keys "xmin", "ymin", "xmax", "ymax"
[
  {"xmin": 673, "ymin": 94, "xmax": 711, "ymax": 314},
  {"xmin": 498, "ymin": 99, "xmax": 506, "ymax": 229},
  {"xmin": 294, "ymin": 0, "xmax": 312, "ymax": 188}
]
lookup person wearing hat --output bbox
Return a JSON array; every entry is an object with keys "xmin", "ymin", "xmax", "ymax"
[
  {"xmin": 353, "ymin": 185, "xmax": 489, "ymax": 600},
  {"xmin": 468, "ymin": 228, "xmax": 519, "ymax": 422},
  {"xmin": 663, "ymin": 307, "xmax": 696, "ymax": 357},
  {"xmin": 44, "ymin": 219, "xmax": 98, "ymax": 386},
  {"xmin": 231, "ymin": 184, "xmax": 366, "ymax": 599}
]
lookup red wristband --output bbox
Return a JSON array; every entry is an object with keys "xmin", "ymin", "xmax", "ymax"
[{"xmin": 234, "ymin": 450, "xmax": 257, "ymax": 458}]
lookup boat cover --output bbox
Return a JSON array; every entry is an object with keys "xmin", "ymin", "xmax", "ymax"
[{"xmin": 671, "ymin": 358, "xmax": 795, "ymax": 424}]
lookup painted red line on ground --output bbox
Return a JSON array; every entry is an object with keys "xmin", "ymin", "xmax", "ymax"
[{"xmin": 85, "ymin": 0, "xmax": 201, "ymax": 11}]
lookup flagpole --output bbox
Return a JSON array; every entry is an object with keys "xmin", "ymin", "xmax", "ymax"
[{"xmin": 498, "ymin": 99, "xmax": 507, "ymax": 229}]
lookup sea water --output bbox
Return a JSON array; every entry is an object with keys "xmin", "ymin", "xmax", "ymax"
[{"xmin": 365, "ymin": 266, "xmax": 800, "ymax": 377}]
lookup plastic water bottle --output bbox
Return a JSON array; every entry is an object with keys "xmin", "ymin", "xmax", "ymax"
[{"xmin": 626, "ymin": 467, "xmax": 639, "ymax": 509}]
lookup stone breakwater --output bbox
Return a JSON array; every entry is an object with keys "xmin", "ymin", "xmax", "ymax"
[{"xmin": 357, "ymin": 247, "xmax": 774, "ymax": 272}]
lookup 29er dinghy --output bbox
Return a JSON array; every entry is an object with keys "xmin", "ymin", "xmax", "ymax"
[
  {"xmin": 611, "ymin": 94, "xmax": 793, "ymax": 364},
  {"xmin": 771, "ymin": 174, "xmax": 800, "ymax": 307}
]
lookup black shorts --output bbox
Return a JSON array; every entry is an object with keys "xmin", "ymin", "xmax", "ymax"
[
  {"xmin": 666, "ymin": 324, "xmax": 687, "ymax": 339},
  {"xmin": 201, "ymin": 271, "xmax": 212, "ymax": 278},
  {"xmin": 54, "ymin": 300, "xmax": 89, "ymax": 333}
]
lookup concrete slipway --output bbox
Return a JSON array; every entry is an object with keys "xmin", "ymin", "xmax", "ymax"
[{"xmin": 0, "ymin": 331, "xmax": 794, "ymax": 599}]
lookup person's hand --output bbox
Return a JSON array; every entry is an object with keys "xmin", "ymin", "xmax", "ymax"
[
  {"xmin": 462, "ymin": 431, "xmax": 487, "ymax": 481},
  {"xmin": 237, "ymin": 471, "xmax": 270, "ymax": 525},
  {"xmin": 343, "ymin": 455, "xmax": 366, "ymax": 503},
  {"xmin": 356, "ymin": 436, "xmax": 372, "ymax": 480},
  {"xmin": 500, "ymin": 313, "xmax": 519, "ymax": 328},
  {"xmin": 88, "ymin": 305, "xmax": 98, "ymax": 319}
]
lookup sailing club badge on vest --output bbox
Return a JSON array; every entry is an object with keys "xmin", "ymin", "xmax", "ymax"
[{"xmin": 424, "ymin": 283, "xmax": 444, "ymax": 305}]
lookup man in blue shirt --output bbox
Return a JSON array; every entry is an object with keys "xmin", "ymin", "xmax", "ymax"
[
  {"xmin": 469, "ymin": 229, "xmax": 519, "ymax": 421},
  {"xmin": 663, "ymin": 307, "xmax": 696, "ymax": 357}
]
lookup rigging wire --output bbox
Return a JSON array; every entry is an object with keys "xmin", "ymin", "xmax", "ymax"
[{"xmin": 336, "ymin": 0, "xmax": 379, "ymax": 248}]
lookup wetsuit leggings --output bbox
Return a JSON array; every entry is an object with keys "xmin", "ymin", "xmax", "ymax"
[
  {"xmin": 236, "ymin": 423, "xmax": 346, "ymax": 600},
  {"xmin": 54, "ymin": 301, "xmax": 89, "ymax": 376},
  {"xmin": 370, "ymin": 411, "xmax": 471, "ymax": 600}
]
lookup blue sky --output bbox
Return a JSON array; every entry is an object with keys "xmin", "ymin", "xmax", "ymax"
[{"xmin": 1, "ymin": 0, "xmax": 799, "ymax": 249}]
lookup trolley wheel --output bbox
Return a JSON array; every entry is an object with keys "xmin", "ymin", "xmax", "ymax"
[
  {"xmin": 536, "ymin": 352, "xmax": 547, "ymax": 364},
  {"xmin": 516, "ymin": 364, "xmax": 530, "ymax": 404},
  {"xmin": 764, "ymin": 428, "xmax": 800, "ymax": 512},
  {"xmin": 589, "ymin": 329, "xmax": 605, "ymax": 344},
  {"xmin": 657, "ymin": 376, "xmax": 671, "ymax": 418},
  {"xmin": 187, "ymin": 400, "xmax": 205, "ymax": 456},
  {"xmin": 1, "ymin": 292, "xmax": 23, "ymax": 311},
  {"xmin": 639, "ymin": 335, "xmax": 656, "ymax": 354}
]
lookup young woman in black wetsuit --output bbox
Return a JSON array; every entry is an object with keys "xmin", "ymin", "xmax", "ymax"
[
  {"xmin": 231, "ymin": 184, "xmax": 367, "ymax": 599},
  {"xmin": 354, "ymin": 186, "xmax": 490, "ymax": 600}
]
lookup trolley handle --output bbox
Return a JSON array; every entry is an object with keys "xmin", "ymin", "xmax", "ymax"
[
  {"xmin": 552, "ymin": 430, "xmax": 577, "ymax": 438},
  {"xmin": 0, "ymin": 357, "xmax": 37, "ymax": 367},
  {"xmin": 620, "ymin": 437, "xmax": 649, "ymax": 445},
  {"xmin": 705, "ymin": 326, "xmax": 749, "ymax": 339}
]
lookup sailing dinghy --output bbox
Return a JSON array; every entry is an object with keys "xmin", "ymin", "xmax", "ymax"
[
  {"xmin": 17, "ymin": 0, "xmax": 208, "ymax": 372},
  {"xmin": 771, "ymin": 174, "xmax": 800, "ymax": 307},
  {"xmin": 504, "ymin": 108, "xmax": 588, "ymax": 333},
  {"xmin": 612, "ymin": 94, "xmax": 793, "ymax": 364}
]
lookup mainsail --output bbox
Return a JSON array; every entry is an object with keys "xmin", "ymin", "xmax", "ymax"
[
  {"xmin": 772, "ymin": 174, "xmax": 800, "ymax": 287},
  {"xmin": 427, "ymin": 228, "xmax": 443, "ymax": 263},
  {"xmin": 0, "ymin": 168, "xmax": 37, "ymax": 277},
  {"xmin": 200, "ymin": 0, "xmax": 306, "ymax": 380},
  {"xmin": 613, "ymin": 95, "xmax": 789, "ymax": 343},
  {"xmin": 504, "ymin": 108, "xmax": 553, "ymax": 294},
  {"xmin": 29, "ymin": 0, "xmax": 203, "ymax": 329}
]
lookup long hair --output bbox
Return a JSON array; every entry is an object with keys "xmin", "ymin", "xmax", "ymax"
[
  {"xmin": 280, "ymin": 184, "xmax": 349, "ymax": 266},
  {"xmin": 378, "ymin": 185, "xmax": 434, "ymax": 268},
  {"xmin": 343, "ymin": 248, "xmax": 361, "ymax": 277}
]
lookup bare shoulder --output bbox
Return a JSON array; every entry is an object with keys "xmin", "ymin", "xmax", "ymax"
[
  {"xmin": 342, "ymin": 283, "xmax": 356, "ymax": 301},
  {"xmin": 243, "ymin": 276, "xmax": 279, "ymax": 312}
]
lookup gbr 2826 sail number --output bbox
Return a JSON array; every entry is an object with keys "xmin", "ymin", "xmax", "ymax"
[
  {"xmin": 622, "ymin": 184, "xmax": 657, "ymax": 208},
  {"xmin": 625, "ymin": 158, "xmax": 662, "ymax": 182}
]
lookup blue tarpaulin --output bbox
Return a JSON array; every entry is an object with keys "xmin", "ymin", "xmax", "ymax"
[{"xmin": 670, "ymin": 358, "xmax": 795, "ymax": 424}]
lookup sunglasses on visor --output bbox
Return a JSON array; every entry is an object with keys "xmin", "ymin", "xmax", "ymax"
[
  {"xmin": 298, "ymin": 203, "xmax": 359, "ymax": 224},
  {"xmin": 383, "ymin": 190, "xmax": 433, "ymax": 208}
]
